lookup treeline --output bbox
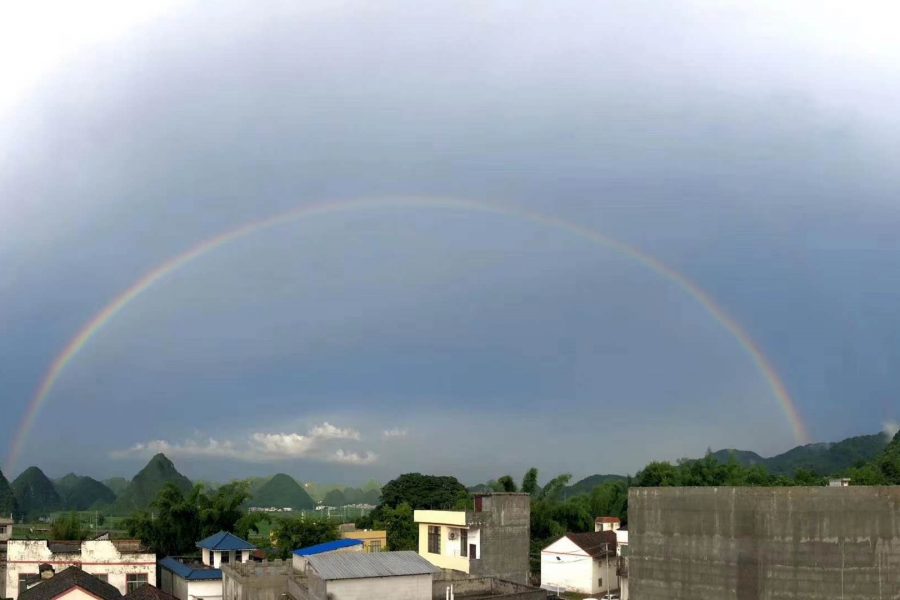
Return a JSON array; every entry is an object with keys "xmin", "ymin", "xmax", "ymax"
[{"xmin": 322, "ymin": 487, "xmax": 381, "ymax": 507}]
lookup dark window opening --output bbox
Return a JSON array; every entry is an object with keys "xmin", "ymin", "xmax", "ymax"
[
  {"xmin": 428, "ymin": 526, "xmax": 441, "ymax": 554},
  {"xmin": 460, "ymin": 529, "xmax": 468, "ymax": 557}
]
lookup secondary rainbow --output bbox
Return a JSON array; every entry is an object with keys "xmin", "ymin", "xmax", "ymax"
[{"xmin": 7, "ymin": 197, "xmax": 809, "ymax": 471}]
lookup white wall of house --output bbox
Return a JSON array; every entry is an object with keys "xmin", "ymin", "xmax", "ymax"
[
  {"xmin": 5, "ymin": 540, "xmax": 156, "ymax": 599},
  {"xmin": 541, "ymin": 536, "xmax": 613, "ymax": 596},
  {"xmin": 160, "ymin": 569, "xmax": 223, "ymax": 600},
  {"xmin": 326, "ymin": 574, "xmax": 433, "ymax": 600}
]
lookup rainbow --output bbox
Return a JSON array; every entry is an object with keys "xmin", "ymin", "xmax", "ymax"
[{"xmin": 6, "ymin": 197, "xmax": 809, "ymax": 471}]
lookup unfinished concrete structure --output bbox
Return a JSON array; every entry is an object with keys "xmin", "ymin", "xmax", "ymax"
[
  {"xmin": 629, "ymin": 486, "xmax": 900, "ymax": 600},
  {"xmin": 415, "ymin": 492, "xmax": 531, "ymax": 585}
]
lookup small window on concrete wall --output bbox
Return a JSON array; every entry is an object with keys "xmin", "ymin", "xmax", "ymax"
[
  {"xmin": 598, "ymin": 578, "xmax": 603, "ymax": 587},
  {"xmin": 127, "ymin": 574, "xmax": 148, "ymax": 593},
  {"xmin": 428, "ymin": 526, "xmax": 441, "ymax": 554}
]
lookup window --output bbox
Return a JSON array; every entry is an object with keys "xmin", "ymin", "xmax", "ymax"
[
  {"xmin": 19, "ymin": 575, "xmax": 34, "ymax": 594},
  {"xmin": 0, "ymin": 525, "xmax": 7, "ymax": 535},
  {"xmin": 598, "ymin": 578, "xmax": 603, "ymax": 587},
  {"xmin": 428, "ymin": 526, "xmax": 441, "ymax": 554},
  {"xmin": 460, "ymin": 529, "xmax": 468, "ymax": 557},
  {"xmin": 368, "ymin": 541, "xmax": 382, "ymax": 553},
  {"xmin": 127, "ymin": 574, "xmax": 148, "ymax": 593},
  {"xmin": 220, "ymin": 551, "xmax": 230, "ymax": 564},
  {"xmin": 96, "ymin": 575, "xmax": 109, "ymax": 583}
]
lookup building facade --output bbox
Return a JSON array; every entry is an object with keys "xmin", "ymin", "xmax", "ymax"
[
  {"xmin": 5, "ymin": 540, "xmax": 156, "ymax": 599},
  {"xmin": 341, "ymin": 530, "xmax": 387, "ymax": 553},
  {"xmin": 0, "ymin": 517, "xmax": 13, "ymax": 542},
  {"xmin": 414, "ymin": 492, "xmax": 530, "ymax": 584},
  {"xmin": 630, "ymin": 486, "xmax": 900, "ymax": 600},
  {"xmin": 304, "ymin": 551, "xmax": 437, "ymax": 600}
]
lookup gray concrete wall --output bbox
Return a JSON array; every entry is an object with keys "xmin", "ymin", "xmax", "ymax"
[
  {"xmin": 432, "ymin": 577, "xmax": 547, "ymax": 599},
  {"xmin": 630, "ymin": 486, "xmax": 900, "ymax": 600},
  {"xmin": 468, "ymin": 493, "xmax": 531, "ymax": 585},
  {"xmin": 326, "ymin": 573, "xmax": 433, "ymax": 600},
  {"xmin": 221, "ymin": 561, "xmax": 292, "ymax": 600}
]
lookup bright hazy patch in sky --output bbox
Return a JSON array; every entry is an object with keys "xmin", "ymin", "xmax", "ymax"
[{"xmin": 1, "ymin": 0, "xmax": 899, "ymax": 484}]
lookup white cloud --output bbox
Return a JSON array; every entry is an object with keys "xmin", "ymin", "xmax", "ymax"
[
  {"xmin": 329, "ymin": 450, "xmax": 378, "ymax": 465},
  {"xmin": 382, "ymin": 427, "xmax": 409, "ymax": 439},
  {"xmin": 309, "ymin": 422, "xmax": 361, "ymax": 441},
  {"xmin": 884, "ymin": 421, "xmax": 899, "ymax": 440},
  {"xmin": 110, "ymin": 422, "xmax": 376, "ymax": 464}
]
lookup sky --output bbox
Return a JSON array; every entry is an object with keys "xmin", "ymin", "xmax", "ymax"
[{"xmin": 1, "ymin": 0, "xmax": 899, "ymax": 487}]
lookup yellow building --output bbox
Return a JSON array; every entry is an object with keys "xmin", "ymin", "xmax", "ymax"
[{"xmin": 341, "ymin": 530, "xmax": 387, "ymax": 553}]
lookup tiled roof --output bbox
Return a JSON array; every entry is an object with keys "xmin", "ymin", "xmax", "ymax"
[
  {"xmin": 293, "ymin": 539, "xmax": 363, "ymax": 556},
  {"xmin": 158, "ymin": 557, "xmax": 223, "ymax": 581},
  {"xmin": 47, "ymin": 542, "xmax": 81, "ymax": 554},
  {"xmin": 18, "ymin": 567, "xmax": 122, "ymax": 600},
  {"xmin": 307, "ymin": 551, "xmax": 439, "ymax": 580},
  {"xmin": 125, "ymin": 584, "xmax": 179, "ymax": 600},
  {"xmin": 567, "ymin": 531, "xmax": 617, "ymax": 559},
  {"xmin": 595, "ymin": 517, "xmax": 621, "ymax": 524},
  {"xmin": 196, "ymin": 531, "xmax": 257, "ymax": 552}
]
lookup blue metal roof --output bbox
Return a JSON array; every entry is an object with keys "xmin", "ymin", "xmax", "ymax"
[
  {"xmin": 293, "ymin": 539, "xmax": 364, "ymax": 556},
  {"xmin": 196, "ymin": 531, "xmax": 257, "ymax": 551},
  {"xmin": 158, "ymin": 557, "xmax": 223, "ymax": 581}
]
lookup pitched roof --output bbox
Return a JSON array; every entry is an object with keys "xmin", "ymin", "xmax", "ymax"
[
  {"xmin": 196, "ymin": 531, "xmax": 257, "ymax": 551},
  {"xmin": 566, "ymin": 531, "xmax": 617, "ymax": 559},
  {"xmin": 595, "ymin": 517, "xmax": 621, "ymax": 524},
  {"xmin": 125, "ymin": 584, "xmax": 179, "ymax": 600},
  {"xmin": 18, "ymin": 567, "xmax": 122, "ymax": 600},
  {"xmin": 158, "ymin": 557, "xmax": 222, "ymax": 581},
  {"xmin": 307, "ymin": 551, "xmax": 439, "ymax": 580},
  {"xmin": 293, "ymin": 539, "xmax": 363, "ymax": 556}
]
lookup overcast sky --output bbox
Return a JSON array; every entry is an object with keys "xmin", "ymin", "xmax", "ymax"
[{"xmin": 1, "ymin": 0, "xmax": 899, "ymax": 486}]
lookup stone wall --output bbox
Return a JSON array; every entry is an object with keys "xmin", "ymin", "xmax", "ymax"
[
  {"xmin": 629, "ymin": 486, "xmax": 900, "ymax": 600},
  {"xmin": 221, "ymin": 560, "xmax": 299, "ymax": 600}
]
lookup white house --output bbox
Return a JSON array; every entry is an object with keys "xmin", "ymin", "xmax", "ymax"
[
  {"xmin": 159, "ymin": 532, "xmax": 256, "ymax": 600},
  {"xmin": 541, "ymin": 531, "xmax": 617, "ymax": 596},
  {"xmin": 0, "ymin": 516, "xmax": 13, "ymax": 541},
  {"xmin": 595, "ymin": 516, "xmax": 621, "ymax": 532},
  {"xmin": 5, "ymin": 539, "xmax": 156, "ymax": 599}
]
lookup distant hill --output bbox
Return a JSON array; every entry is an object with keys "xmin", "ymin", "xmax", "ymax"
[
  {"xmin": 13, "ymin": 467, "xmax": 63, "ymax": 518},
  {"xmin": 710, "ymin": 433, "xmax": 889, "ymax": 477},
  {"xmin": 111, "ymin": 454, "xmax": 193, "ymax": 514},
  {"xmin": 54, "ymin": 473, "xmax": 82, "ymax": 496},
  {"xmin": 63, "ymin": 476, "xmax": 117, "ymax": 510},
  {"xmin": 0, "ymin": 468, "xmax": 21, "ymax": 520},
  {"xmin": 104, "ymin": 477, "xmax": 130, "ymax": 497},
  {"xmin": 303, "ymin": 482, "xmax": 345, "ymax": 503},
  {"xmin": 252, "ymin": 473, "xmax": 316, "ymax": 510},
  {"xmin": 563, "ymin": 474, "xmax": 628, "ymax": 497}
]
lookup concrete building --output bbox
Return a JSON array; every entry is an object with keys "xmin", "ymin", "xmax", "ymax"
[
  {"xmin": 630, "ymin": 486, "xmax": 900, "ymax": 600},
  {"xmin": 616, "ymin": 547, "xmax": 629, "ymax": 600},
  {"xmin": 5, "ymin": 539, "xmax": 156, "ymax": 599},
  {"xmin": 829, "ymin": 478, "xmax": 852, "ymax": 487},
  {"xmin": 221, "ymin": 559, "xmax": 296, "ymax": 600},
  {"xmin": 341, "ymin": 530, "xmax": 387, "ymax": 553},
  {"xmin": 0, "ymin": 517, "xmax": 13, "ymax": 542},
  {"xmin": 291, "ymin": 539, "xmax": 364, "ymax": 574},
  {"xmin": 540, "ymin": 531, "xmax": 617, "ymax": 596},
  {"xmin": 16, "ymin": 566, "xmax": 122, "ymax": 600},
  {"xmin": 414, "ymin": 492, "xmax": 530, "ymax": 584},
  {"xmin": 304, "ymin": 551, "xmax": 437, "ymax": 600}
]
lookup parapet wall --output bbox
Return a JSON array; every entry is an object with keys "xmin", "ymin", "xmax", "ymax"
[{"xmin": 629, "ymin": 486, "xmax": 900, "ymax": 600}]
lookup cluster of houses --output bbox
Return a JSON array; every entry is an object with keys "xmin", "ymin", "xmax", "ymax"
[{"xmin": 0, "ymin": 492, "xmax": 629, "ymax": 600}]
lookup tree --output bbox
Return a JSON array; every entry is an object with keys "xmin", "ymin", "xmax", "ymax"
[
  {"xmin": 381, "ymin": 503, "xmax": 417, "ymax": 551},
  {"xmin": 521, "ymin": 468, "xmax": 539, "ymax": 496},
  {"xmin": 539, "ymin": 474, "xmax": 572, "ymax": 502},
  {"xmin": 271, "ymin": 517, "xmax": 340, "ymax": 559},
  {"xmin": 496, "ymin": 476, "xmax": 517, "ymax": 493},
  {"xmin": 635, "ymin": 461, "xmax": 680, "ymax": 487},
  {"xmin": 379, "ymin": 473, "xmax": 469, "ymax": 510},
  {"xmin": 51, "ymin": 512, "xmax": 86, "ymax": 540}
]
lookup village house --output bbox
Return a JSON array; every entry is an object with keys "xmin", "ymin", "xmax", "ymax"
[
  {"xmin": 303, "ymin": 551, "xmax": 437, "ymax": 600},
  {"xmin": 595, "ymin": 517, "xmax": 628, "ymax": 555},
  {"xmin": 291, "ymin": 539, "xmax": 364, "ymax": 574},
  {"xmin": 158, "ymin": 532, "xmax": 256, "ymax": 600},
  {"xmin": 0, "ymin": 517, "xmax": 13, "ymax": 542},
  {"xmin": 340, "ymin": 529, "xmax": 387, "ymax": 553},
  {"xmin": 540, "ymin": 531, "xmax": 617, "ymax": 597},
  {"xmin": 5, "ymin": 538, "xmax": 156, "ymax": 600},
  {"xmin": 413, "ymin": 492, "xmax": 531, "ymax": 584}
]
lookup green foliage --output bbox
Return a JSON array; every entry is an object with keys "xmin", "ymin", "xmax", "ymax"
[
  {"xmin": 63, "ymin": 476, "xmax": 117, "ymax": 511},
  {"xmin": 379, "ymin": 473, "xmax": 469, "ymax": 510},
  {"xmin": 0, "ymin": 468, "xmax": 21, "ymax": 520},
  {"xmin": 563, "ymin": 474, "xmax": 628, "ymax": 497},
  {"xmin": 113, "ymin": 454, "xmax": 192, "ymax": 515},
  {"xmin": 13, "ymin": 466, "xmax": 63, "ymax": 519},
  {"xmin": 50, "ymin": 511, "xmax": 87, "ymax": 541},
  {"xmin": 521, "ymin": 468, "xmax": 539, "ymax": 496},
  {"xmin": 252, "ymin": 474, "xmax": 316, "ymax": 510},
  {"xmin": 539, "ymin": 473, "xmax": 572, "ymax": 502},
  {"xmin": 496, "ymin": 476, "xmax": 518, "ymax": 493},
  {"xmin": 125, "ymin": 481, "xmax": 257, "ymax": 556},
  {"xmin": 380, "ymin": 503, "xmax": 417, "ymax": 551},
  {"xmin": 322, "ymin": 489, "xmax": 347, "ymax": 507},
  {"xmin": 271, "ymin": 517, "xmax": 340, "ymax": 558}
]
